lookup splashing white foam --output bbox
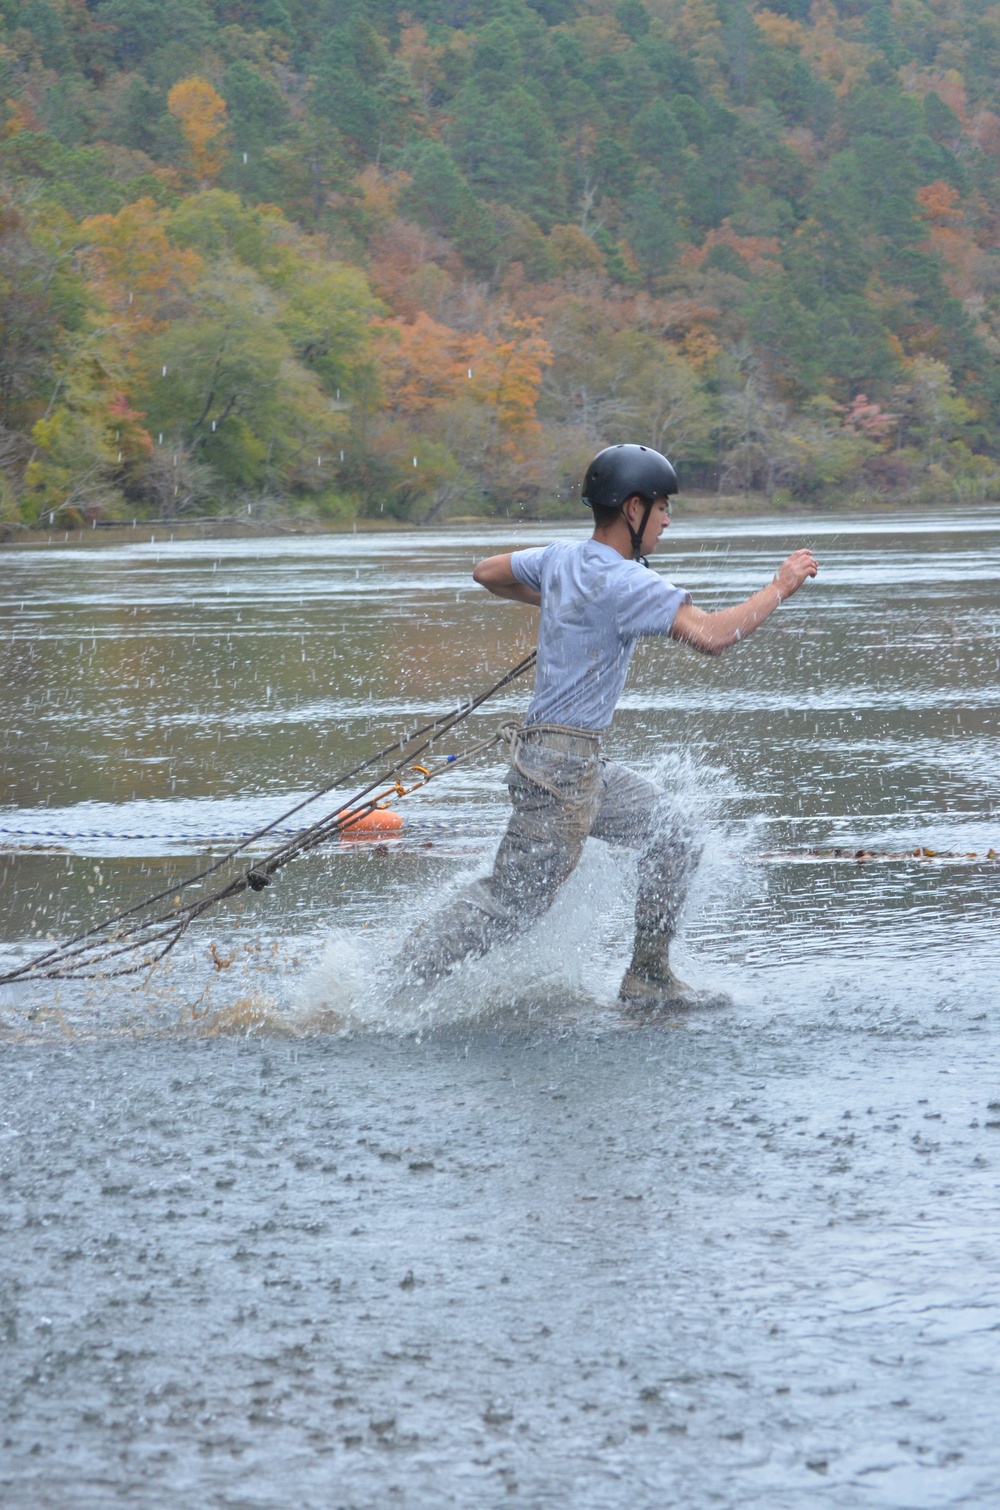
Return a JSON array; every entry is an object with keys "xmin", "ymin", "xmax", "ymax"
[
  {"xmin": 291, "ymin": 928, "xmax": 373, "ymax": 1031},
  {"xmin": 293, "ymin": 744, "xmax": 748, "ymax": 1034}
]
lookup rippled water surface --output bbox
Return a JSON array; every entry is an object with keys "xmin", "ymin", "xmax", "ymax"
[{"xmin": 2, "ymin": 512, "xmax": 999, "ymax": 1507}]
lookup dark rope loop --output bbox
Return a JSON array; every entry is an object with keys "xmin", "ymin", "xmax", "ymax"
[{"xmin": 0, "ymin": 651, "xmax": 536, "ymax": 985}]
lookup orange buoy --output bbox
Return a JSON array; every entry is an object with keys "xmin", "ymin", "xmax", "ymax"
[{"xmin": 336, "ymin": 807, "xmax": 403, "ymax": 837}]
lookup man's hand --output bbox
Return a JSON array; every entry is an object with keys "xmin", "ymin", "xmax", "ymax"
[{"xmin": 773, "ymin": 549, "xmax": 818, "ymax": 603}]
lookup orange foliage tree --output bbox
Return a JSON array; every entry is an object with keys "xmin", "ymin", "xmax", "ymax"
[
  {"xmin": 80, "ymin": 198, "xmax": 203, "ymax": 332},
  {"xmin": 168, "ymin": 78, "xmax": 229, "ymax": 183},
  {"xmin": 916, "ymin": 181, "xmax": 983, "ymax": 299},
  {"xmin": 377, "ymin": 311, "xmax": 551, "ymax": 441},
  {"xmin": 376, "ymin": 311, "xmax": 487, "ymax": 414},
  {"xmin": 916, "ymin": 181, "xmax": 963, "ymax": 222},
  {"xmin": 368, "ymin": 308, "xmax": 552, "ymax": 518},
  {"xmin": 681, "ymin": 222, "xmax": 781, "ymax": 273},
  {"xmin": 107, "ymin": 393, "xmax": 154, "ymax": 462},
  {"xmin": 471, "ymin": 318, "xmax": 552, "ymax": 438}
]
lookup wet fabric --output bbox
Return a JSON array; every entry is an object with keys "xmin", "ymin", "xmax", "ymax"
[
  {"xmin": 407, "ymin": 727, "xmax": 701, "ymax": 984},
  {"xmin": 510, "ymin": 541, "xmax": 690, "ymax": 731}
]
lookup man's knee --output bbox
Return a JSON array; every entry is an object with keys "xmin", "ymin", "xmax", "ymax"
[
  {"xmin": 488, "ymin": 806, "xmax": 590, "ymax": 912},
  {"xmin": 487, "ymin": 839, "xmax": 581, "ymax": 922}
]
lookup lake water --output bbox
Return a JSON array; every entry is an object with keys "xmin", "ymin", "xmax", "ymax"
[{"xmin": 1, "ymin": 511, "xmax": 999, "ymax": 1507}]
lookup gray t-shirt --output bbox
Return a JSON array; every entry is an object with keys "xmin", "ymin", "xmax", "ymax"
[{"xmin": 510, "ymin": 540, "xmax": 690, "ymax": 731}]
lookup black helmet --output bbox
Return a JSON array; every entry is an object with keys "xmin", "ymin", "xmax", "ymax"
[{"xmin": 582, "ymin": 444, "xmax": 678, "ymax": 563}]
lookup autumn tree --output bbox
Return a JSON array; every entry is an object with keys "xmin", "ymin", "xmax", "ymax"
[
  {"xmin": 168, "ymin": 78, "xmax": 229, "ymax": 184},
  {"xmin": 79, "ymin": 198, "xmax": 203, "ymax": 332},
  {"xmin": 473, "ymin": 317, "xmax": 552, "ymax": 439},
  {"xmin": 376, "ymin": 311, "xmax": 483, "ymax": 416}
]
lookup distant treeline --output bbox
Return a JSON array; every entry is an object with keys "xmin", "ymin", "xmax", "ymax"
[{"xmin": 1, "ymin": 0, "xmax": 1000, "ymax": 528}]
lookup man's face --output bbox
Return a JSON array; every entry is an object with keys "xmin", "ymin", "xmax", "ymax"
[
  {"xmin": 645, "ymin": 498, "xmax": 671, "ymax": 552},
  {"xmin": 625, "ymin": 496, "xmax": 671, "ymax": 553}
]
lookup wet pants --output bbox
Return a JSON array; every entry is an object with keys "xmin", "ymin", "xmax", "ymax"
[{"xmin": 406, "ymin": 724, "xmax": 701, "ymax": 983}]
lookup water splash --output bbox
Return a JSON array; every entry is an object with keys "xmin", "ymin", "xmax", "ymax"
[{"xmin": 293, "ymin": 745, "xmax": 744, "ymax": 1035}]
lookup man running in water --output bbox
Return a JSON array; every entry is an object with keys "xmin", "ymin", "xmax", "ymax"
[{"xmin": 405, "ymin": 444, "xmax": 818, "ymax": 1010}]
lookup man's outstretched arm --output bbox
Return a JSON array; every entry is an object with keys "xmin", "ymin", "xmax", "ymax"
[
  {"xmin": 670, "ymin": 548, "xmax": 818, "ymax": 656},
  {"xmin": 472, "ymin": 553, "xmax": 542, "ymax": 606}
]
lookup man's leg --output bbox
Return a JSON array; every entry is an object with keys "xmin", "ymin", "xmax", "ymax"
[
  {"xmin": 589, "ymin": 760, "xmax": 704, "ymax": 1004},
  {"xmin": 403, "ymin": 743, "xmax": 602, "ymax": 984}
]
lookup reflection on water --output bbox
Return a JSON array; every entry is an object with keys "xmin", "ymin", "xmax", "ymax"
[{"xmin": 2, "ymin": 510, "xmax": 999, "ymax": 1507}]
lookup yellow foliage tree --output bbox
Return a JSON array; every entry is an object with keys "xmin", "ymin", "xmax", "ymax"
[
  {"xmin": 800, "ymin": 1, "xmax": 871, "ymax": 99},
  {"xmin": 753, "ymin": 10, "xmax": 807, "ymax": 50},
  {"xmin": 168, "ymin": 78, "xmax": 229, "ymax": 183},
  {"xmin": 548, "ymin": 224, "xmax": 604, "ymax": 277},
  {"xmin": 3, "ymin": 98, "xmax": 33, "ymax": 138}
]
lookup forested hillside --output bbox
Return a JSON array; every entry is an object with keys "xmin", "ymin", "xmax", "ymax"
[{"xmin": 2, "ymin": 0, "xmax": 1000, "ymax": 527}]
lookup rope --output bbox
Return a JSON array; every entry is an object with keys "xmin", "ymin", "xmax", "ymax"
[{"xmin": 0, "ymin": 651, "xmax": 536, "ymax": 985}]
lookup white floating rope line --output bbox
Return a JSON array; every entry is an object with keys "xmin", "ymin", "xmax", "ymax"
[
  {"xmin": 759, "ymin": 846, "xmax": 1000, "ymax": 863},
  {"xmin": 0, "ymin": 816, "xmax": 485, "ymax": 847},
  {"xmin": 5, "ymin": 835, "xmax": 995, "ymax": 864}
]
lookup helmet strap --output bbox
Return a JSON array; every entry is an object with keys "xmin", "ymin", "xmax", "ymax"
[{"xmin": 625, "ymin": 497, "xmax": 655, "ymax": 566}]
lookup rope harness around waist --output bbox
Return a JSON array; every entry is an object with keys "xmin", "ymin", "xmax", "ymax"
[{"xmin": 499, "ymin": 720, "xmax": 603, "ymax": 799}]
